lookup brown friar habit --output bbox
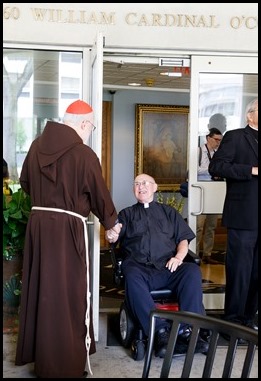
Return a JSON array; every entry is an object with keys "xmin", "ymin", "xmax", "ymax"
[{"xmin": 15, "ymin": 121, "xmax": 118, "ymax": 378}]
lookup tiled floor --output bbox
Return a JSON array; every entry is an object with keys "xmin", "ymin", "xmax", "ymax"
[{"xmin": 3, "ymin": 305, "xmax": 258, "ymax": 378}]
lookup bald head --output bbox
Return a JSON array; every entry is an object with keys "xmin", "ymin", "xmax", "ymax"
[{"xmin": 133, "ymin": 174, "xmax": 158, "ymax": 204}]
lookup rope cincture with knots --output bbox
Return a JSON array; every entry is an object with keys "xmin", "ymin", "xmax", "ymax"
[{"xmin": 32, "ymin": 206, "xmax": 93, "ymax": 376}]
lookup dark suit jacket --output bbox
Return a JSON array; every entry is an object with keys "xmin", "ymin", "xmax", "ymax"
[{"xmin": 209, "ymin": 125, "xmax": 258, "ymax": 230}]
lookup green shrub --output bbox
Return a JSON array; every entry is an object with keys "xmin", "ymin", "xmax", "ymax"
[
  {"xmin": 3, "ymin": 188, "xmax": 31, "ymax": 260},
  {"xmin": 157, "ymin": 191, "xmax": 184, "ymax": 214}
]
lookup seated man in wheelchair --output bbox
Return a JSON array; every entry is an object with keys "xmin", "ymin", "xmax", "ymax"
[{"xmin": 113, "ymin": 173, "xmax": 209, "ymax": 358}]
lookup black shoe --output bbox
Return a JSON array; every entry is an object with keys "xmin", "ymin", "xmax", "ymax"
[
  {"xmin": 155, "ymin": 326, "xmax": 210, "ymax": 358},
  {"xmin": 155, "ymin": 327, "xmax": 188, "ymax": 358},
  {"xmin": 178, "ymin": 327, "xmax": 209, "ymax": 354},
  {"xmin": 238, "ymin": 338, "xmax": 247, "ymax": 345},
  {"xmin": 178, "ymin": 326, "xmax": 192, "ymax": 340},
  {"xmin": 154, "ymin": 327, "xmax": 170, "ymax": 358},
  {"xmin": 220, "ymin": 332, "xmax": 247, "ymax": 345},
  {"xmin": 244, "ymin": 322, "xmax": 258, "ymax": 331},
  {"xmin": 195, "ymin": 336, "xmax": 209, "ymax": 354},
  {"xmin": 200, "ymin": 328, "xmax": 212, "ymax": 342}
]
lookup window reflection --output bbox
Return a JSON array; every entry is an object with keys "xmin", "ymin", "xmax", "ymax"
[
  {"xmin": 198, "ymin": 73, "xmax": 244, "ymax": 139},
  {"xmin": 3, "ymin": 49, "xmax": 82, "ymax": 181},
  {"xmin": 197, "ymin": 73, "xmax": 258, "ymax": 181}
]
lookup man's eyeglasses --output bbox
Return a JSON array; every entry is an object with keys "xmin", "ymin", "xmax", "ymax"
[
  {"xmin": 134, "ymin": 180, "xmax": 155, "ymax": 187},
  {"xmin": 211, "ymin": 137, "xmax": 222, "ymax": 142},
  {"xmin": 87, "ymin": 121, "xmax": 96, "ymax": 131}
]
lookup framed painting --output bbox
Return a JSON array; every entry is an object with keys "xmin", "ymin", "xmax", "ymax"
[{"xmin": 135, "ymin": 104, "xmax": 189, "ymax": 191}]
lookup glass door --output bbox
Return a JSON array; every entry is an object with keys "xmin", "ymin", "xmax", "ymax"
[
  {"xmin": 3, "ymin": 44, "xmax": 104, "ymax": 339},
  {"xmin": 3, "ymin": 48, "xmax": 83, "ymax": 186},
  {"xmin": 188, "ymin": 55, "xmax": 258, "ymax": 310}
]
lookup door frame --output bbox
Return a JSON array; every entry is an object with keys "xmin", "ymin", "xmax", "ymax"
[{"xmin": 188, "ymin": 55, "xmax": 258, "ymax": 309}]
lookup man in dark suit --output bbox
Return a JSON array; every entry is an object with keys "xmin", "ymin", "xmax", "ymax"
[{"xmin": 209, "ymin": 98, "xmax": 258, "ymax": 332}]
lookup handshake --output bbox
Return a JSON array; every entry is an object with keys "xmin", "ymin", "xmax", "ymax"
[{"xmin": 105, "ymin": 222, "xmax": 122, "ymax": 243}]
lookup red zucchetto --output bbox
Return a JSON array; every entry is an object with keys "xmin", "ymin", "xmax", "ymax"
[{"xmin": 66, "ymin": 100, "xmax": 93, "ymax": 114}]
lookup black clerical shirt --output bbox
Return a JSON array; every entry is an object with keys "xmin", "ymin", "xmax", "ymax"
[{"xmin": 118, "ymin": 201, "xmax": 195, "ymax": 270}]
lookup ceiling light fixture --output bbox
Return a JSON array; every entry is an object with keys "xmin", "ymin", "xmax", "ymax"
[
  {"xmin": 128, "ymin": 82, "xmax": 141, "ymax": 86},
  {"xmin": 160, "ymin": 72, "xmax": 182, "ymax": 77}
]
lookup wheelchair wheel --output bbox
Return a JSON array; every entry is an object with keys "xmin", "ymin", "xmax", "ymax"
[
  {"xmin": 119, "ymin": 301, "xmax": 135, "ymax": 348},
  {"xmin": 131, "ymin": 339, "xmax": 146, "ymax": 361}
]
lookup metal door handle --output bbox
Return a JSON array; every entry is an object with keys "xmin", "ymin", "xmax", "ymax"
[{"xmin": 191, "ymin": 184, "xmax": 203, "ymax": 216}]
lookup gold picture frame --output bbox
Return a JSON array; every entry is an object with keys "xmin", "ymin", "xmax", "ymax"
[{"xmin": 135, "ymin": 104, "xmax": 189, "ymax": 191}]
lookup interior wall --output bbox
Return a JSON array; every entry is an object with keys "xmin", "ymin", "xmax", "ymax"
[{"xmin": 103, "ymin": 89, "xmax": 189, "ymax": 213}]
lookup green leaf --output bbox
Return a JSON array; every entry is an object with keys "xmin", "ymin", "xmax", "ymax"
[{"xmin": 3, "ymin": 189, "xmax": 31, "ymax": 260}]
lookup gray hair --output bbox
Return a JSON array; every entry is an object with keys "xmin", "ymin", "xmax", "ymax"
[
  {"xmin": 245, "ymin": 98, "xmax": 258, "ymax": 122},
  {"xmin": 63, "ymin": 112, "xmax": 89, "ymax": 126}
]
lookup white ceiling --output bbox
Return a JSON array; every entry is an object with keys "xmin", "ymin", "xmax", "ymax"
[
  {"xmin": 4, "ymin": 49, "xmax": 257, "ymax": 94},
  {"xmin": 102, "ymin": 60, "xmax": 191, "ymax": 91}
]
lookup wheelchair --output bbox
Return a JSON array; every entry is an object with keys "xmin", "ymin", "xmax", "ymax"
[{"xmin": 109, "ymin": 245, "xmax": 201, "ymax": 361}]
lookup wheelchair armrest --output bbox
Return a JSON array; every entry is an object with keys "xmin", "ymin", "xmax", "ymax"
[
  {"xmin": 150, "ymin": 289, "xmax": 173, "ymax": 300},
  {"xmin": 184, "ymin": 249, "xmax": 201, "ymax": 265}
]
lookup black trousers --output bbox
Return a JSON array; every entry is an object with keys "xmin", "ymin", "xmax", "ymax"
[
  {"xmin": 122, "ymin": 258, "xmax": 205, "ymax": 336},
  {"xmin": 224, "ymin": 228, "xmax": 258, "ymax": 324}
]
